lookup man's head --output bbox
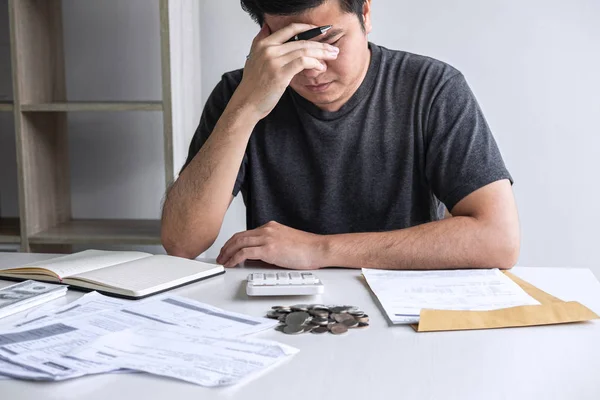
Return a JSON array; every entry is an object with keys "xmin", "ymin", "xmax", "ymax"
[{"xmin": 241, "ymin": 0, "xmax": 373, "ymax": 112}]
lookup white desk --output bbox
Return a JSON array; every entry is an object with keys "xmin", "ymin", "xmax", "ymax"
[{"xmin": 0, "ymin": 253, "xmax": 599, "ymax": 400}]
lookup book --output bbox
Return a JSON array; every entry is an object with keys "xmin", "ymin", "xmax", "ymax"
[
  {"xmin": 0, "ymin": 250, "xmax": 225, "ymax": 299},
  {"xmin": 0, "ymin": 280, "xmax": 67, "ymax": 319}
]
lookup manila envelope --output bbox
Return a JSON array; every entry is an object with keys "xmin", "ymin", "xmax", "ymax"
[{"xmin": 411, "ymin": 271, "xmax": 599, "ymax": 332}]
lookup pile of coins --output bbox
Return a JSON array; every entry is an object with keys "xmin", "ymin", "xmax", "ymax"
[{"xmin": 266, "ymin": 304, "xmax": 369, "ymax": 335}]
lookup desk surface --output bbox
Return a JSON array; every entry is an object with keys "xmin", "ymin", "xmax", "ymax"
[{"xmin": 0, "ymin": 253, "xmax": 599, "ymax": 400}]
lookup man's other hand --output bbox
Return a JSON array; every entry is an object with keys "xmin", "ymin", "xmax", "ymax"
[{"xmin": 216, "ymin": 221, "xmax": 326, "ymax": 269}]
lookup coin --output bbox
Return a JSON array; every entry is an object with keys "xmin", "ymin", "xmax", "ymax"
[
  {"xmin": 309, "ymin": 309, "xmax": 329, "ymax": 318},
  {"xmin": 329, "ymin": 323, "xmax": 349, "ymax": 335},
  {"xmin": 286, "ymin": 311, "xmax": 310, "ymax": 326},
  {"xmin": 283, "ymin": 325, "xmax": 305, "ymax": 335},
  {"xmin": 342, "ymin": 318, "xmax": 358, "ymax": 328},
  {"xmin": 291, "ymin": 304, "xmax": 310, "ymax": 312},
  {"xmin": 311, "ymin": 317, "xmax": 329, "ymax": 326},
  {"xmin": 271, "ymin": 304, "xmax": 368, "ymax": 336},
  {"xmin": 267, "ymin": 311, "xmax": 283, "ymax": 319},
  {"xmin": 333, "ymin": 313, "xmax": 355, "ymax": 323}
]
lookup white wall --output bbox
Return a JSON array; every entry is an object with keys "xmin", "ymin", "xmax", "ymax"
[
  {"xmin": 62, "ymin": 0, "xmax": 165, "ymax": 220},
  {"xmin": 199, "ymin": 0, "xmax": 600, "ymax": 279}
]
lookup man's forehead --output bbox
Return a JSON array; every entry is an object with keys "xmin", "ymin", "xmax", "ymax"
[{"xmin": 264, "ymin": 0, "xmax": 348, "ymax": 31}]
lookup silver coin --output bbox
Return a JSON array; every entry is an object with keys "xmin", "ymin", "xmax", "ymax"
[
  {"xmin": 286, "ymin": 311, "xmax": 310, "ymax": 326},
  {"xmin": 309, "ymin": 309, "xmax": 329, "ymax": 318},
  {"xmin": 329, "ymin": 307, "xmax": 346, "ymax": 314},
  {"xmin": 303, "ymin": 324, "xmax": 316, "ymax": 333},
  {"xmin": 278, "ymin": 314, "xmax": 287, "ymax": 322},
  {"xmin": 267, "ymin": 311, "xmax": 283, "ymax": 319},
  {"xmin": 283, "ymin": 325, "xmax": 304, "ymax": 335},
  {"xmin": 311, "ymin": 326, "xmax": 329, "ymax": 334},
  {"xmin": 356, "ymin": 315, "xmax": 369, "ymax": 323},
  {"xmin": 356, "ymin": 322, "xmax": 369, "ymax": 329},
  {"xmin": 329, "ymin": 323, "xmax": 349, "ymax": 335},
  {"xmin": 311, "ymin": 317, "xmax": 329, "ymax": 326},
  {"xmin": 291, "ymin": 306, "xmax": 309, "ymax": 312},
  {"xmin": 275, "ymin": 324, "xmax": 285, "ymax": 332},
  {"xmin": 342, "ymin": 318, "xmax": 358, "ymax": 328},
  {"xmin": 333, "ymin": 313, "xmax": 355, "ymax": 323},
  {"xmin": 349, "ymin": 310, "xmax": 365, "ymax": 316},
  {"xmin": 327, "ymin": 321, "xmax": 336, "ymax": 329}
]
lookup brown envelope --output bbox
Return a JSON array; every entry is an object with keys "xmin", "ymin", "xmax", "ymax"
[{"xmin": 411, "ymin": 271, "xmax": 599, "ymax": 332}]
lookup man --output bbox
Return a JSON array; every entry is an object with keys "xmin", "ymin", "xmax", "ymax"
[{"xmin": 161, "ymin": 0, "xmax": 520, "ymax": 271}]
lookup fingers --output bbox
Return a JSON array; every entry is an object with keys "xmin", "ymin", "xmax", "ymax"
[
  {"xmin": 218, "ymin": 233, "xmax": 266, "ymax": 265},
  {"xmin": 223, "ymin": 247, "xmax": 263, "ymax": 268},
  {"xmin": 281, "ymin": 55, "xmax": 327, "ymax": 76},
  {"xmin": 265, "ymin": 23, "xmax": 318, "ymax": 45},
  {"xmin": 277, "ymin": 46, "xmax": 338, "ymax": 68},
  {"xmin": 251, "ymin": 24, "xmax": 271, "ymax": 47}
]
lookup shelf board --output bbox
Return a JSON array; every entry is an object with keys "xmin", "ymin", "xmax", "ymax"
[
  {"xmin": 0, "ymin": 218, "xmax": 21, "ymax": 244},
  {"xmin": 28, "ymin": 219, "xmax": 162, "ymax": 245},
  {"xmin": 0, "ymin": 101, "xmax": 14, "ymax": 112},
  {"xmin": 21, "ymin": 101, "xmax": 163, "ymax": 112}
]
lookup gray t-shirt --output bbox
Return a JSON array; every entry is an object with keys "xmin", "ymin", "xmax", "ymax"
[{"xmin": 183, "ymin": 43, "xmax": 512, "ymax": 234}]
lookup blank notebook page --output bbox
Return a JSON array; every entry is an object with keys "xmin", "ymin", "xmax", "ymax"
[{"xmin": 70, "ymin": 255, "xmax": 221, "ymax": 291}]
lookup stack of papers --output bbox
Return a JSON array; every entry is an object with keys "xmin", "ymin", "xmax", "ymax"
[
  {"xmin": 0, "ymin": 291, "xmax": 295, "ymax": 386},
  {"xmin": 0, "ymin": 280, "xmax": 67, "ymax": 319},
  {"xmin": 362, "ymin": 268, "xmax": 540, "ymax": 324}
]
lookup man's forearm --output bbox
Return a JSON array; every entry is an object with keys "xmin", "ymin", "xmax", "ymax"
[
  {"xmin": 161, "ymin": 96, "xmax": 258, "ymax": 258},
  {"xmin": 320, "ymin": 216, "xmax": 520, "ymax": 270}
]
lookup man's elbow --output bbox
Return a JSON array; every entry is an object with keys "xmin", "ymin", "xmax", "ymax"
[
  {"xmin": 488, "ymin": 227, "xmax": 521, "ymax": 270},
  {"xmin": 161, "ymin": 227, "xmax": 217, "ymax": 260}
]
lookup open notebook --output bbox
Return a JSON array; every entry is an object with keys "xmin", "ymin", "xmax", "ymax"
[{"xmin": 0, "ymin": 250, "xmax": 225, "ymax": 299}]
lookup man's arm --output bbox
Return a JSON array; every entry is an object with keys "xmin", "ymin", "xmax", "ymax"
[
  {"xmin": 217, "ymin": 179, "xmax": 520, "ymax": 270},
  {"xmin": 161, "ymin": 23, "xmax": 341, "ymax": 258},
  {"xmin": 320, "ymin": 179, "xmax": 520, "ymax": 270},
  {"xmin": 161, "ymin": 104, "xmax": 255, "ymax": 259}
]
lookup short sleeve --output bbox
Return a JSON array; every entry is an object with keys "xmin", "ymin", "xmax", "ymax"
[
  {"xmin": 180, "ymin": 73, "xmax": 247, "ymax": 197},
  {"xmin": 425, "ymin": 73, "xmax": 513, "ymax": 212}
]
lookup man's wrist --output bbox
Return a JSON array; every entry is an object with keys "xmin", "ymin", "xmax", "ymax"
[
  {"xmin": 227, "ymin": 89, "xmax": 264, "ymax": 127},
  {"xmin": 315, "ymin": 234, "xmax": 343, "ymax": 268}
]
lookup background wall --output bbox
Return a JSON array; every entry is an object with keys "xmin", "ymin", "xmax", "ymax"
[{"xmin": 199, "ymin": 0, "xmax": 600, "ymax": 278}]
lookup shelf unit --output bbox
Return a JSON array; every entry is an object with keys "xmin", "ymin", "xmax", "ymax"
[
  {"xmin": 0, "ymin": 0, "xmax": 201, "ymax": 252},
  {"xmin": 0, "ymin": 100, "xmax": 12, "ymax": 111}
]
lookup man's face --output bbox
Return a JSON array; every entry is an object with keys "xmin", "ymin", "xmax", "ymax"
[{"xmin": 264, "ymin": 0, "xmax": 372, "ymax": 112}]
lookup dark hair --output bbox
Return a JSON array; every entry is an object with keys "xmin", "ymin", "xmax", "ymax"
[{"xmin": 240, "ymin": 0, "xmax": 366, "ymax": 30}]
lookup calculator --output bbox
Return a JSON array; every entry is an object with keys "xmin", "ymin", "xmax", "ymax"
[{"xmin": 246, "ymin": 272, "xmax": 324, "ymax": 296}]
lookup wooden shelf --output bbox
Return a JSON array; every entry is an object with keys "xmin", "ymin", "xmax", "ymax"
[
  {"xmin": 0, "ymin": 218, "xmax": 21, "ymax": 244},
  {"xmin": 21, "ymin": 101, "xmax": 163, "ymax": 112},
  {"xmin": 28, "ymin": 219, "xmax": 162, "ymax": 245},
  {"xmin": 0, "ymin": 101, "xmax": 13, "ymax": 112}
]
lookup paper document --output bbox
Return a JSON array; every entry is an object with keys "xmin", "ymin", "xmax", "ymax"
[
  {"xmin": 0, "ymin": 308, "xmax": 167, "ymax": 378},
  {"xmin": 6, "ymin": 291, "xmax": 134, "ymax": 329},
  {"xmin": 0, "ymin": 358, "xmax": 55, "ymax": 380},
  {"xmin": 120, "ymin": 294, "xmax": 278, "ymax": 336},
  {"xmin": 0, "ymin": 294, "xmax": 277, "ymax": 380},
  {"xmin": 0, "ymin": 280, "xmax": 67, "ymax": 319},
  {"xmin": 362, "ymin": 268, "xmax": 541, "ymax": 324},
  {"xmin": 71, "ymin": 324, "xmax": 299, "ymax": 387}
]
